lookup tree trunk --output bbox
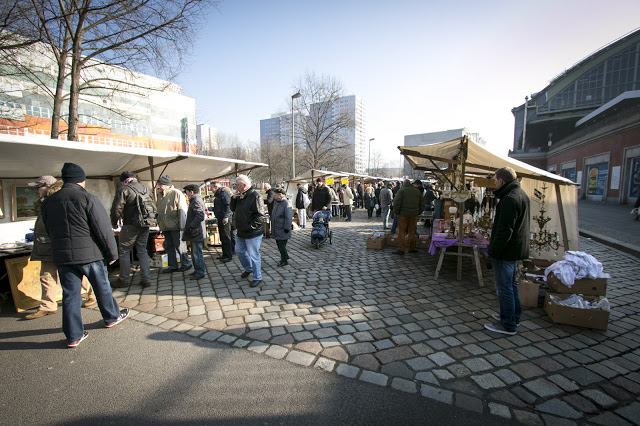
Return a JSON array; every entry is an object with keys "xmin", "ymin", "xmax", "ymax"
[{"xmin": 50, "ymin": 45, "xmax": 69, "ymax": 139}]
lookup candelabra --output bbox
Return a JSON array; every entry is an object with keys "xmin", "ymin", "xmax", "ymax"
[
  {"xmin": 447, "ymin": 206, "xmax": 458, "ymax": 238},
  {"xmin": 530, "ymin": 184, "xmax": 561, "ymax": 254}
]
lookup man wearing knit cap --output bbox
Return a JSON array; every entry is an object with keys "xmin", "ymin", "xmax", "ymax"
[
  {"xmin": 110, "ymin": 171, "xmax": 157, "ymax": 288},
  {"xmin": 182, "ymin": 184, "xmax": 206, "ymax": 280},
  {"xmin": 42, "ymin": 163, "xmax": 128, "ymax": 348},
  {"xmin": 310, "ymin": 177, "xmax": 331, "ymax": 213},
  {"xmin": 156, "ymin": 175, "xmax": 192, "ymax": 273}
]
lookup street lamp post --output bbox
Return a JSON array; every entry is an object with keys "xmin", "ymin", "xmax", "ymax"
[
  {"xmin": 291, "ymin": 91, "xmax": 302, "ymax": 179},
  {"xmin": 368, "ymin": 138, "xmax": 375, "ymax": 174}
]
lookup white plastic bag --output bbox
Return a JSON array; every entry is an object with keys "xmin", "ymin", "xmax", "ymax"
[{"xmin": 375, "ymin": 204, "xmax": 379, "ymax": 210}]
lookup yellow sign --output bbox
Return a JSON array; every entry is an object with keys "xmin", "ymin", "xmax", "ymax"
[
  {"xmin": 326, "ymin": 177, "xmax": 334, "ymax": 185},
  {"xmin": 341, "ymin": 178, "xmax": 349, "ymax": 185}
]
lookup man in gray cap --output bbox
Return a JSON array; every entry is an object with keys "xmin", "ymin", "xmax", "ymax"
[
  {"xmin": 42, "ymin": 163, "xmax": 128, "ymax": 348},
  {"xmin": 156, "ymin": 175, "xmax": 192, "ymax": 273},
  {"xmin": 25, "ymin": 176, "xmax": 96, "ymax": 320}
]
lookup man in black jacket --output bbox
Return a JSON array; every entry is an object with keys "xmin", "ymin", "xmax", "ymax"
[
  {"xmin": 110, "ymin": 171, "xmax": 156, "ymax": 288},
  {"xmin": 310, "ymin": 177, "xmax": 331, "ymax": 213},
  {"xmin": 231, "ymin": 175, "xmax": 265, "ymax": 288},
  {"xmin": 42, "ymin": 163, "xmax": 128, "ymax": 348},
  {"xmin": 182, "ymin": 184, "xmax": 207, "ymax": 280},
  {"xmin": 213, "ymin": 181, "xmax": 233, "ymax": 262},
  {"xmin": 485, "ymin": 167, "xmax": 530, "ymax": 336}
]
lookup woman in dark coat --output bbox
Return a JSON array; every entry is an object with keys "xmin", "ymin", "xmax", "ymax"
[
  {"xmin": 364, "ymin": 186, "xmax": 377, "ymax": 218},
  {"xmin": 271, "ymin": 188, "xmax": 292, "ymax": 266}
]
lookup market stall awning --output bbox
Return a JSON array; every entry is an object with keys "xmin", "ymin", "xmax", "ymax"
[
  {"xmin": 0, "ymin": 134, "xmax": 268, "ymax": 184},
  {"xmin": 286, "ymin": 169, "xmax": 350, "ymax": 184},
  {"xmin": 399, "ymin": 137, "xmax": 575, "ymax": 185}
]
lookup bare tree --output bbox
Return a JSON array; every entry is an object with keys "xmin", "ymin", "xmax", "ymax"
[
  {"xmin": 292, "ymin": 72, "xmax": 355, "ymax": 171},
  {"xmin": 0, "ymin": 0, "xmax": 217, "ymax": 141}
]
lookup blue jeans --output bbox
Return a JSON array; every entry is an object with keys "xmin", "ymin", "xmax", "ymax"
[
  {"xmin": 491, "ymin": 259, "xmax": 521, "ymax": 331},
  {"xmin": 58, "ymin": 260, "xmax": 121, "ymax": 342},
  {"xmin": 190, "ymin": 241, "xmax": 205, "ymax": 276},
  {"xmin": 164, "ymin": 230, "xmax": 191, "ymax": 270},
  {"xmin": 381, "ymin": 205, "xmax": 391, "ymax": 228},
  {"xmin": 236, "ymin": 235, "xmax": 263, "ymax": 280},
  {"xmin": 390, "ymin": 214, "xmax": 398, "ymax": 234}
]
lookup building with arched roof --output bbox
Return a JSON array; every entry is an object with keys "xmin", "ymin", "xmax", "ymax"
[{"xmin": 510, "ymin": 28, "xmax": 640, "ymax": 205}]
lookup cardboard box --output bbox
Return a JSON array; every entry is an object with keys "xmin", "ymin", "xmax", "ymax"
[
  {"xmin": 416, "ymin": 235, "xmax": 431, "ymax": 249},
  {"xmin": 150, "ymin": 254, "xmax": 168, "ymax": 268},
  {"xmin": 385, "ymin": 233, "xmax": 398, "ymax": 245},
  {"xmin": 519, "ymin": 280, "xmax": 540, "ymax": 307},
  {"xmin": 544, "ymin": 293, "xmax": 609, "ymax": 330},
  {"xmin": 366, "ymin": 237, "xmax": 385, "ymax": 249},
  {"xmin": 547, "ymin": 273, "xmax": 607, "ymax": 296}
]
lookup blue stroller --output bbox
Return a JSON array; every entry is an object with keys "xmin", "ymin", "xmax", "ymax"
[{"xmin": 311, "ymin": 210, "xmax": 333, "ymax": 249}]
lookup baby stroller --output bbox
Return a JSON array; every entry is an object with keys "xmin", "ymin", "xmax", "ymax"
[{"xmin": 311, "ymin": 210, "xmax": 333, "ymax": 249}]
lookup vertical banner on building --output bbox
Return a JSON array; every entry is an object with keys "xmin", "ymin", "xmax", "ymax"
[
  {"xmin": 629, "ymin": 157, "xmax": 640, "ymax": 198},
  {"xmin": 610, "ymin": 166, "xmax": 620, "ymax": 190},
  {"xmin": 587, "ymin": 163, "xmax": 608, "ymax": 196}
]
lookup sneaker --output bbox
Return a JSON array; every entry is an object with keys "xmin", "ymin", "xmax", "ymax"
[
  {"xmin": 631, "ymin": 208, "xmax": 638, "ymax": 215},
  {"xmin": 240, "ymin": 271, "xmax": 252, "ymax": 278},
  {"xmin": 24, "ymin": 310, "xmax": 56, "ymax": 320},
  {"xmin": 67, "ymin": 331, "xmax": 89, "ymax": 348},
  {"xmin": 82, "ymin": 298, "xmax": 97, "ymax": 308},
  {"xmin": 484, "ymin": 322, "xmax": 516, "ymax": 335},
  {"xmin": 105, "ymin": 308, "xmax": 129, "ymax": 328},
  {"xmin": 492, "ymin": 313, "xmax": 520, "ymax": 325}
]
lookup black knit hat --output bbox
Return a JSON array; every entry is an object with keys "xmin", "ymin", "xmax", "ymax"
[
  {"xmin": 157, "ymin": 175, "xmax": 172, "ymax": 186},
  {"xmin": 120, "ymin": 171, "xmax": 136, "ymax": 182},
  {"xmin": 61, "ymin": 163, "xmax": 86, "ymax": 183}
]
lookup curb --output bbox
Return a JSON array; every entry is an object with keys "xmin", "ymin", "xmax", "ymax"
[{"xmin": 578, "ymin": 230, "xmax": 640, "ymax": 258}]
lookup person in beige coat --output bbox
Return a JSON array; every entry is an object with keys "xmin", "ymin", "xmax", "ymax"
[
  {"xmin": 156, "ymin": 175, "xmax": 192, "ymax": 273},
  {"xmin": 341, "ymin": 184, "xmax": 354, "ymax": 221}
]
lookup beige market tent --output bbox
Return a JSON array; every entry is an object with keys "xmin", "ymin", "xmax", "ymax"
[
  {"xmin": 399, "ymin": 136, "xmax": 579, "ymax": 258},
  {"xmin": 0, "ymin": 134, "xmax": 268, "ymax": 184}
]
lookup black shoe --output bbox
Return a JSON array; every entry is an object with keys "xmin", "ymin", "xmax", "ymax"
[
  {"xmin": 220, "ymin": 257, "xmax": 232, "ymax": 263},
  {"xmin": 277, "ymin": 261, "xmax": 288, "ymax": 267},
  {"xmin": 216, "ymin": 256, "xmax": 226, "ymax": 260},
  {"xmin": 161, "ymin": 268, "xmax": 178, "ymax": 274},
  {"xmin": 345, "ymin": 219, "xmax": 352, "ymax": 222},
  {"xmin": 241, "ymin": 271, "xmax": 251, "ymax": 278},
  {"xmin": 178, "ymin": 264, "xmax": 193, "ymax": 272},
  {"xmin": 190, "ymin": 274, "xmax": 205, "ymax": 280},
  {"xmin": 392, "ymin": 250, "xmax": 405, "ymax": 255},
  {"xmin": 139, "ymin": 280, "xmax": 150, "ymax": 288},
  {"xmin": 250, "ymin": 279, "xmax": 263, "ymax": 288},
  {"xmin": 408, "ymin": 249, "xmax": 418, "ymax": 253},
  {"xmin": 110, "ymin": 278, "xmax": 129, "ymax": 288}
]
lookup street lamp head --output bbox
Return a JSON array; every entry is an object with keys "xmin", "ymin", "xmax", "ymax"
[
  {"xmin": 369, "ymin": 138, "xmax": 375, "ymax": 142},
  {"xmin": 292, "ymin": 91, "xmax": 302, "ymax": 99}
]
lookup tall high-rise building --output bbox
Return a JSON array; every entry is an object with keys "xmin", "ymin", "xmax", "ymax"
[
  {"xmin": 196, "ymin": 123, "xmax": 218, "ymax": 154},
  {"xmin": 260, "ymin": 95, "xmax": 368, "ymax": 173}
]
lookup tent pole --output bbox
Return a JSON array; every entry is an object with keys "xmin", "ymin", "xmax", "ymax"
[
  {"xmin": 148, "ymin": 157, "xmax": 156, "ymax": 202},
  {"xmin": 555, "ymin": 183, "xmax": 570, "ymax": 250}
]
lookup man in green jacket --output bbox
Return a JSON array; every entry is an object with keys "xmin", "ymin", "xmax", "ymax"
[{"xmin": 392, "ymin": 179, "xmax": 425, "ymax": 255}]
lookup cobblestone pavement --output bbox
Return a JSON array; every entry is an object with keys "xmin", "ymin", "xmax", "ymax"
[{"xmin": 110, "ymin": 209, "xmax": 640, "ymax": 425}]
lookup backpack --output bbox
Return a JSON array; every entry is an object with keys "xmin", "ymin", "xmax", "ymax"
[{"xmin": 129, "ymin": 184, "xmax": 157, "ymax": 227}]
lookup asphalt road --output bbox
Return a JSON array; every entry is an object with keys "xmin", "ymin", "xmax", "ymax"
[{"xmin": 0, "ymin": 307, "xmax": 512, "ymax": 426}]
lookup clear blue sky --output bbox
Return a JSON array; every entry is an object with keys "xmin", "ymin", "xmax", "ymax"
[{"xmin": 176, "ymin": 0, "xmax": 640, "ymax": 168}]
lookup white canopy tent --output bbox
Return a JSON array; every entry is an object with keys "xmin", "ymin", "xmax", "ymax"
[{"xmin": 399, "ymin": 136, "xmax": 579, "ymax": 258}]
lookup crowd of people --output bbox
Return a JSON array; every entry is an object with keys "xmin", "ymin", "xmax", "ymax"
[{"xmin": 23, "ymin": 163, "xmax": 530, "ymax": 348}]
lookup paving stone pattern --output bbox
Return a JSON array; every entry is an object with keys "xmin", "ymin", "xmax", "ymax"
[{"xmin": 109, "ymin": 209, "xmax": 640, "ymax": 425}]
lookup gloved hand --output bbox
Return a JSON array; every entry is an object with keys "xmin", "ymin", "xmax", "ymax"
[
  {"xmin": 190, "ymin": 228, "xmax": 199, "ymax": 237},
  {"xmin": 284, "ymin": 229, "xmax": 289, "ymax": 233},
  {"xmin": 222, "ymin": 217, "xmax": 229, "ymax": 225}
]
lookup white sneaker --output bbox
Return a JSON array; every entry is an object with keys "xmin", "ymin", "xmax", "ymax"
[
  {"xmin": 631, "ymin": 208, "xmax": 638, "ymax": 215},
  {"xmin": 492, "ymin": 313, "xmax": 520, "ymax": 325},
  {"xmin": 484, "ymin": 322, "xmax": 517, "ymax": 335}
]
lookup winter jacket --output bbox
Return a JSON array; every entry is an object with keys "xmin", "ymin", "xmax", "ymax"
[
  {"xmin": 379, "ymin": 187, "xmax": 393, "ymax": 207},
  {"xmin": 271, "ymin": 197, "xmax": 292, "ymax": 240},
  {"xmin": 213, "ymin": 186, "xmax": 232, "ymax": 219},
  {"xmin": 265, "ymin": 188, "xmax": 275, "ymax": 216},
  {"xmin": 157, "ymin": 186, "xmax": 187, "ymax": 231},
  {"xmin": 311, "ymin": 185, "xmax": 331, "ymax": 212},
  {"xmin": 364, "ymin": 191, "xmax": 377, "ymax": 209},
  {"xmin": 424, "ymin": 187, "xmax": 437, "ymax": 206},
  {"xmin": 110, "ymin": 179, "xmax": 155, "ymax": 228},
  {"xmin": 230, "ymin": 186, "xmax": 265, "ymax": 239},
  {"xmin": 30, "ymin": 180, "xmax": 63, "ymax": 263},
  {"xmin": 182, "ymin": 194, "xmax": 206, "ymax": 242},
  {"xmin": 489, "ymin": 179, "xmax": 530, "ymax": 261},
  {"xmin": 393, "ymin": 181, "xmax": 425, "ymax": 217},
  {"xmin": 342, "ymin": 187, "xmax": 354, "ymax": 206},
  {"xmin": 329, "ymin": 187, "xmax": 339, "ymax": 206},
  {"xmin": 295, "ymin": 187, "xmax": 310, "ymax": 209},
  {"xmin": 41, "ymin": 182, "xmax": 118, "ymax": 266}
]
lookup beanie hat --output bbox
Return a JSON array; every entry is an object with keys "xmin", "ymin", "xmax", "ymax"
[
  {"xmin": 61, "ymin": 163, "xmax": 86, "ymax": 184},
  {"xmin": 316, "ymin": 177, "xmax": 323, "ymax": 183},
  {"xmin": 157, "ymin": 175, "xmax": 172, "ymax": 186},
  {"xmin": 120, "ymin": 171, "xmax": 136, "ymax": 182}
]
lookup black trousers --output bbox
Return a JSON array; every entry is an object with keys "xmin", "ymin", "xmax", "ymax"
[
  {"xmin": 276, "ymin": 239, "xmax": 289, "ymax": 262},
  {"xmin": 217, "ymin": 218, "xmax": 232, "ymax": 259}
]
